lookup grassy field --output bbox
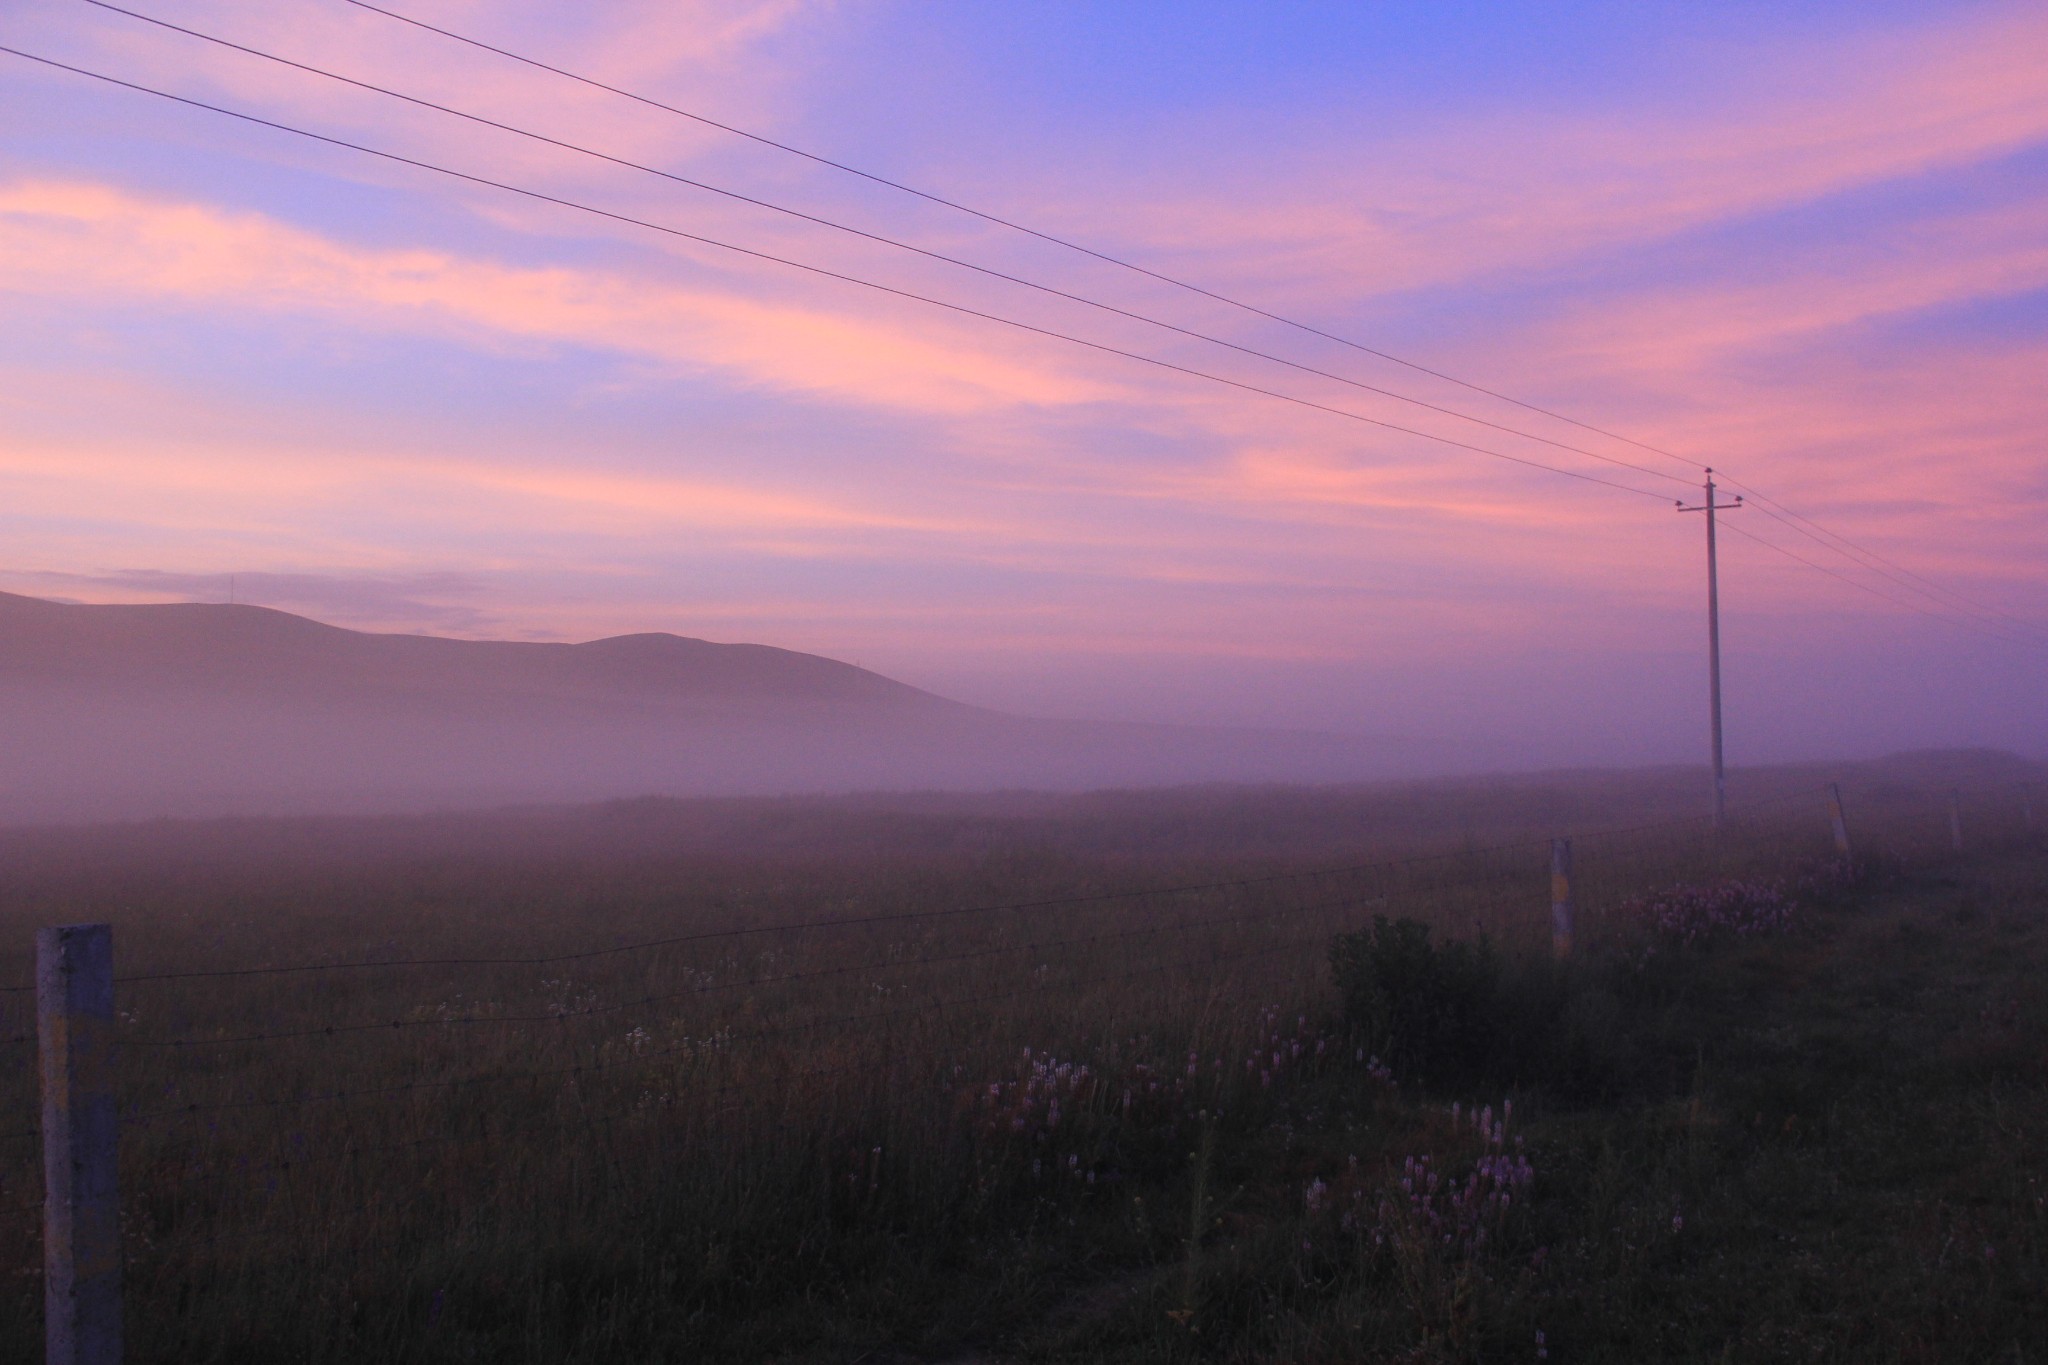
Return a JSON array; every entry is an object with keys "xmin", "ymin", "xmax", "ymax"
[{"xmin": 0, "ymin": 754, "xmax": 2041, "ymax": 1361}]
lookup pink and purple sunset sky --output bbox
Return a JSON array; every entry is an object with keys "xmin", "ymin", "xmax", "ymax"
[{"xmin": 2, "ymin": 0, "xmax": 2044, "ymax": 771}]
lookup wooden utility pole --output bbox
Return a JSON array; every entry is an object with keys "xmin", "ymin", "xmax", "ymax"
[
  {"xmin": 1679, "ymin": 472, "xmax": 1742, "ymax": 827},
  {"xmin": 38, "ymin": 924, "xmax": 121, "ymax": 1365},
  {"xmin": 1549, "ymin": 838, "xmax": 1575, "ymax": 959}
]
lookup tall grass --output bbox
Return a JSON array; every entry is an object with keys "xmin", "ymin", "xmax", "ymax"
[{"xmin": 0, "ymin": 757, "xmax": 2036, "ymax": 1360}]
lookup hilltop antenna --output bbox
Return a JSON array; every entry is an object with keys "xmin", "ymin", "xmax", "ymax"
[{"xmin": 1678, "ymin": 471, "xmax": 1743, "ymax": 826}]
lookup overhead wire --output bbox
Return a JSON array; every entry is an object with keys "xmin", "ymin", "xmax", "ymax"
[
  {"xmin": 1717, "ymin": 520, "xmax": 2047, "ymax": 650},
  {"xmin": 0, "ymin": 44, "xmax": 1680, "ymax": 507},
  {"xmin": 1716, "ymin": 473, "xmax": 2048, "ymax": 642},
  {"xmin": 77, "ymin": 0, "xmax": 1696, "ymax": 490},
  {"xmin": 25, "ymin": 16, "xmax": 2040, "ymax": 678},
  {"xmin": 3, "ymin": 21, "xmax": 2035, "ymax": 1205},
  {"xmin": 338, "ymin": 0, "xmax": 1709, "ymax": 477},
  {"xmin": 49, "ymin": 10, "xmax": 2040, "ymax": 634},
  {"xmin": 327, "ymin": 2, "xmax": 2048, "ymax": 641}
]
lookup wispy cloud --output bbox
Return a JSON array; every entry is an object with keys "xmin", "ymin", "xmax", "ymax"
[
  {"xmin": 1066, "ymin": 5, "xmax": 2048, "ymax": 307},
  {"xmin": 1, "ymin": 1, "xmax": 2042, "ymax": 751},
  {"xmin": 0, "ymin": 179, "xmax": 1117, "ymax": 415}
]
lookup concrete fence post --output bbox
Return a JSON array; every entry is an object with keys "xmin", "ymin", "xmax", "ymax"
[
  {"xmin": 1827, "ymin": 783, "xmax": 1851, "ymax": 859},
  {"xmin": 1549, "ymin": 838, "xmax": 1574, "ymax": 960},
  {"xmin": 38, "ymin": 924, "xmax": 121, "ymax": 1365},
  {"xmin": 1948, "ymin": 790, "xmax": 1963, "ymax": 853}
]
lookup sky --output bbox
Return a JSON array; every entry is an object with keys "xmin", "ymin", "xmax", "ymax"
[{"xmin": 1, "ymin": 0, "xmax": 2044, "ymax": 771}]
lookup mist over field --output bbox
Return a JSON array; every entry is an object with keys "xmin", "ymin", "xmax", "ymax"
[
  {"xmin": 0, "ymin": 590, "xmax": 1477, "ymax": 824},
  {"xmin": 5, "ymin": 0, "xmax": 2046, "ymax": 1357},
  {"xmin": 2, "ymin": 740, "xmax": 2044, "ymax": 1362}
]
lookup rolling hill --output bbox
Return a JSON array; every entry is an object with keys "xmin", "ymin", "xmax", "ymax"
[{"xmin": 0, "ymin": 592, "xmax": 1439, "ymax": 822}]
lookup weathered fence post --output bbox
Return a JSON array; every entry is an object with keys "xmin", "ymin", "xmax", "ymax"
[
  {"xmin": 1827, "ymin": 783, "xmax": 1851, "ymax": 858},
  {"xmin": 38, "ymin": 924, "xmax": 121, "ymax": 1365},
  {"xmin": 1948, "ymin": 790, "xmax": 1963, "ymax": 853},
  {"xmin": 1549, "ymin": 838, "xmax": 1574, "ymax": 959}
]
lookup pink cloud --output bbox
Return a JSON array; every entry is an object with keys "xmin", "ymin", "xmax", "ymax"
[
  {"xmin": 0, "ymin": 179, "xmax": 1119, "ymax": 415},
  {"xmin": 2, "ymin": 1, "xmax": 2043, "ymax": 746}
]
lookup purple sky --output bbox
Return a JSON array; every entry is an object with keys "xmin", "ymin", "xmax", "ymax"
[{"xmin": 1, "ymin": 0, "xmax": 2044, "ymax": 769}]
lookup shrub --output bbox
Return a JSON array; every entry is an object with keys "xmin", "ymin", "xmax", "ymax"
[{"xmin": 1330, "ymin": 916, "xmax": 1500, "ymax": 1083}]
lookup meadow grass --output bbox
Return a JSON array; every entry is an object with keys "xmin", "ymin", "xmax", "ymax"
[{"xmin": 0, "ymin": 758, "xmax": 2039, "ymax": 1361}]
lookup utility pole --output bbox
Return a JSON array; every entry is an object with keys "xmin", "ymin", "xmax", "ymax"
[{"xmin": 1679, "ymin": 471, "xmax": 1742, "ymax": 827}]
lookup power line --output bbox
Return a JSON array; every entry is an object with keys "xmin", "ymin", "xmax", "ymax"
[
  {"xmin": 1744, "ymin": 498, "xmax": 2048, "ymax": 643},
  {"xmin": 340, "ymin": 0, "xmax": 1706, "ymax": 477},
  {"xmin": 34, "ymin": 27, "xmax": 2033, "ymax": 650},
  {"xmin": 1716, "ymin": 473, "xmax": 2048, "ymax": 642},
  {"xmin": 1, "ymin": 44, "xmax": 1680, "ymax": 506},
  {"xmin": 78, "ymin": 0, "xmax": 1695, "ymax": 490},
  {"xmin": 59, "ymin": 12, "xmax": 2026, "ymax": 637},
  {"xmin": 330, "ymin": 3, "xmax": 2048, "ymax": 643},
  {"xmin": 1718, "ymin": 519, "xmax": 2047, "ymax": 650}
]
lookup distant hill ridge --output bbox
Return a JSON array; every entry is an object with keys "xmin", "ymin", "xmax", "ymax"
[
  {"xmin": 0, "ymin": 591, "xmax": 949, "ymax": 712},
  {"xmin": 0, "ymin": 590, "xmax": 1450, "ymax": 822}
]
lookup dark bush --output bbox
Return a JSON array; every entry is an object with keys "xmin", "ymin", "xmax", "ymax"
[
  {"xmin": 1330, "ymin": 919, "xmax": 1670, "ymax": 1099},
  {"xmin": 1329, "ymin": 915, "xmax": 1500, "ymax": 1082}
]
